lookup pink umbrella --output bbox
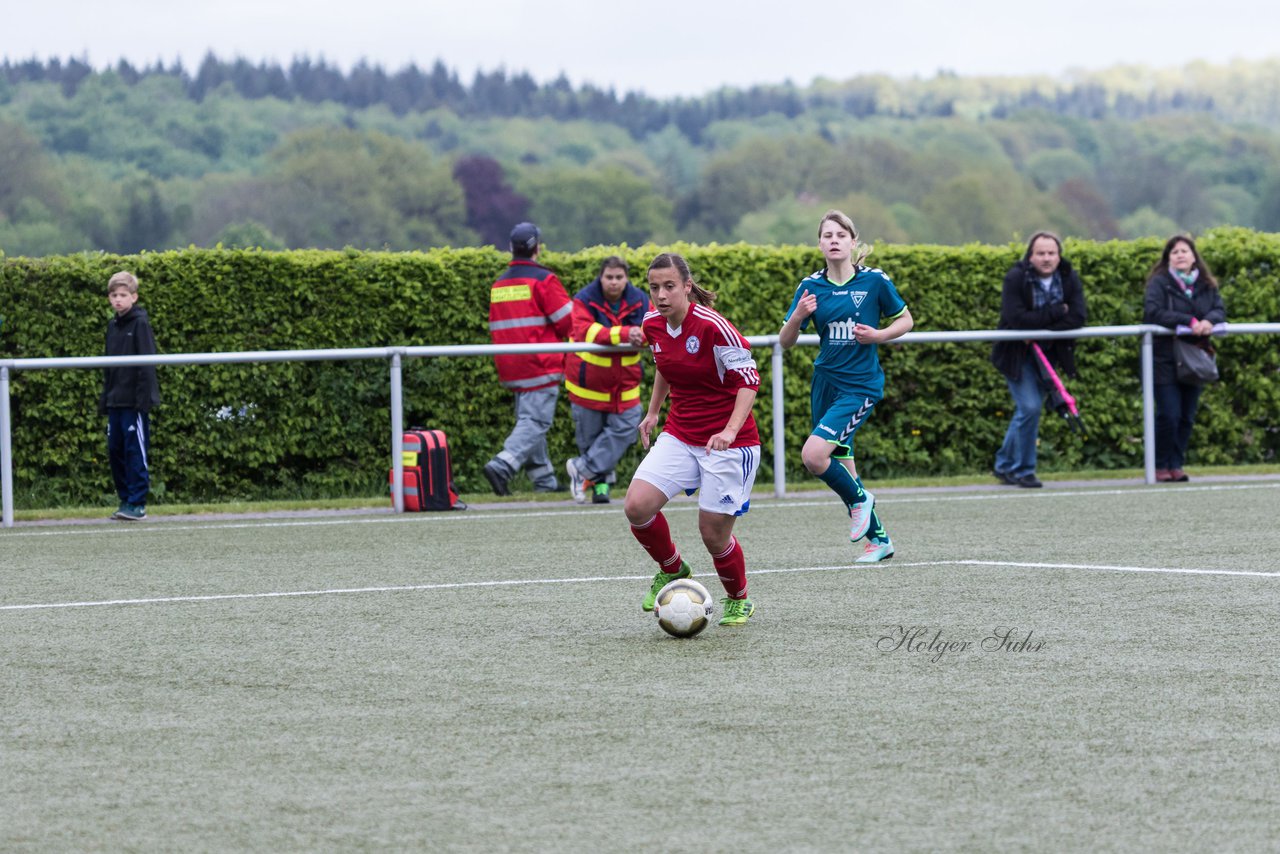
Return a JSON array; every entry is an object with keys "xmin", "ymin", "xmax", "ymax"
[{"xmin": 1030, "ymin": 342, "xmax": 1084, "ymax": 435}]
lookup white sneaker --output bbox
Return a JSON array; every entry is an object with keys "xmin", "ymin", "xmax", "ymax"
[
  {"xmin": 849, "ymin": 491, "xmax": 875, "ymax": 541},
  {"xmin": 565, "ymin": 458, "xmax": 587, "ymax": 504},
  {"xmin": 855, "ymin": 538, "xmax": 895, "ymax": 563}
]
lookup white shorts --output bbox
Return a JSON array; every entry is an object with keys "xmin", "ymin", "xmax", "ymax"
[{"xmin": 632, "ymin": 432, "xmax": 760, "ymax": 516}]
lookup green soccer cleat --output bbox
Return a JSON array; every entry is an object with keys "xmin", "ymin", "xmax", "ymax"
[
  {"xmin": 591, "ymin": 482, "xmax": 611, "ymax": 504},
  {"xmin": 642, "ymin": 561, "xmax": 692, "ymax": 612},
  {"xmin": 855, "ymin": 538, "xmax": 894, "ymax": 563},
  {"xmin": 718, "ymin": 597, "xmax": 756, "ymax": 626}
]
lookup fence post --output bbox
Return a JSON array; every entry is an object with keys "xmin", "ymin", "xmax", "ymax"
[
  {"xmin": 1, "ymin": 366, "xmax": 12, "ymax": 528},
  {"xmin": 771, "ymin": 340, "xmax": 786, "ymax": 498},
  {"xmin": 390, "ymin": 352, "xmax": 404, "ymax": 513},
  {"xmin": 1141, "ymin": 331, "xmax": 1155, "ymax": 484}
]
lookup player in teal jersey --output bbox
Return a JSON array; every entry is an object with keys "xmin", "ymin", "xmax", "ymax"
[{"xmin": 779, "ymin": 210, "xmax": 913, "ymax": 563}]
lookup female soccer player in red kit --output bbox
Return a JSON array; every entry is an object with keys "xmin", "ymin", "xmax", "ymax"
[{"xmin": 624, "ymin": 253, "xmax": 761, "ymax": 626}]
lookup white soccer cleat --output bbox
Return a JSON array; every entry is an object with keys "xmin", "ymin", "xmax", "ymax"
[
  {"xmin": 849, "ymin": 491, "xmax": 875, "ymax": 541},
  {"xmin": 855, "ymin": 538, "xmax": 895, "ymax": 563},
  {"xmin": 565, "ymin": 458, "xmax": 587, "ymax": 504}
]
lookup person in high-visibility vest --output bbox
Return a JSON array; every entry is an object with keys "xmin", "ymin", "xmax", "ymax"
[
  {"xmin": 563, "ymin": 256, "xmax": 650, "ymax": 505},
  {"xmin": 484, "ymin": 222, "xmax": 573, "ymax": 496}
]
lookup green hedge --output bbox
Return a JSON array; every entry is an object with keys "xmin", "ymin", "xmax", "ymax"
[{"xmin": 2, "ymin": 229, "xmax": 1278, "ymax": 507}]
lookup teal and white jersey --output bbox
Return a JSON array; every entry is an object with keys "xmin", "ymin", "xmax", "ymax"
[{"xmin": 784, "ymin": 265, "xmax": 908, "ymax": 400}]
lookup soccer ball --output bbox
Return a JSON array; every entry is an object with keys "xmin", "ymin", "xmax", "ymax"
[{"xmin": 654, "ymin": 578, "xmax": 715, "ymax": 638}]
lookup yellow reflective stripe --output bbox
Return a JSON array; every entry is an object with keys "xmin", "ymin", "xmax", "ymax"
[
  {"xmin": 577, "ymin": 349, "xmax": 642, "ymax": 366},
  {"xmin": 565, "ymin": 380, "xmax": 612, "ymax": 402},
  {"xmin": 585, "ymin": 322, "xmax": 605, "ymax": 341},
  {"xmin": 610, "ymin": 326, "xmax": 622, "ymax": 345},
  {"xmin": 577, "ymin": 351, "xmax": 613, "ymax": 367},
  {"xmin": 491, "ymin": 284, "xmax": 532, "ymax": 303},
  {"xmin": 565, "ymin": 380, "xmax": 641, "ymax": 402}
]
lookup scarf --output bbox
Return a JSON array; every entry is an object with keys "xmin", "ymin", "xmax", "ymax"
[{"xmin": 1173, "ymin": 268, "xmax": 1198, "ymax": 299}]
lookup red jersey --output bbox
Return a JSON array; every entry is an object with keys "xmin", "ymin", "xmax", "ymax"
[{"xmin": 643, "ymin": 304, "xmax": 760, "ymax": 448}]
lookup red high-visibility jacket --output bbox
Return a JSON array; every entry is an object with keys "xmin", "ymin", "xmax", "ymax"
[
  {"xmin": 563, "ymin": 278, "xmax": 649, "ymax": 412},
  {"xmin": 488, "ymin": 259, "xmax": 572, "ymax": 391}
]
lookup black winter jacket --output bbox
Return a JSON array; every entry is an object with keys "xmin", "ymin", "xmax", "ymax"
[
  {"xmin": 1142, "ymin": 271, "xmax": 1227, "ymax": 386},
  {"xmin": 991, "ymin": 258, "xmax": 1087, "ymax": 381},
  {"xmin": 99, "ymin": 306, "xmax": 161, "ymax": 414}
]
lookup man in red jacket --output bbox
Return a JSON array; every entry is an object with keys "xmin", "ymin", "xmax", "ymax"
[
  {"xmin": 563, "ymin": 256, "xmax": 649, "ymax": 504},
  {"xmin": 484, "ymin": 222, "xmax": 573, "ymax": 495}
]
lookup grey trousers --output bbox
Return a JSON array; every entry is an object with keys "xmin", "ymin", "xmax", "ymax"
[
  {"xmin": 570, "ymin": 403, "xmax": 642, "ymax": 484},
  {"xmin": 494, "ymin": 386, "xmax": 560, "ymax": 490}
]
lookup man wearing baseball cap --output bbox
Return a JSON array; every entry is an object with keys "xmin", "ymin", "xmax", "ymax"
[{"xmin": 483, "ymin": 222, "xmax": 573, "ymax": 495}]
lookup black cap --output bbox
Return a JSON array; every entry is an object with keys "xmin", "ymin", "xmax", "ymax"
[{"xmin": 510, "ymin": 222, "xmax": 541, "ymax": 253}]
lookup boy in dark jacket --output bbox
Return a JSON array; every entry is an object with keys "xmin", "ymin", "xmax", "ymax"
[{"xmin": 100, "ymin": 271, "xmax": 161, "ymax": 520}]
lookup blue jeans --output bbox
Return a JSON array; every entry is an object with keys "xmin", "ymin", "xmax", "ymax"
[
  {"xmin": 994, "ymin": 356, "xmax": 1045, "ymax": 479},
  {"xmin": 1153, "ymin": 383, "xmax": 1203, "ymax": 470}
]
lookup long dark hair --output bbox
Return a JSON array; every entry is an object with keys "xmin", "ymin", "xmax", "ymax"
[
  {"xmin": 1149, "ymin": 234, "xmax": 1218, "ymax": 289},
  {"xmin": 647, "ymin": 253, "xmax": 717, "ymax": 308}
]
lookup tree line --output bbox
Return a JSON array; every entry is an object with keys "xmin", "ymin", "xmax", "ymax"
[
  {"xmin": 3, "ymin": 55, "xmax": 1280, "ymax": 259},
  {"xmin": 6, "ymin": 54, "xmax": 1280, "ymax": 141}
]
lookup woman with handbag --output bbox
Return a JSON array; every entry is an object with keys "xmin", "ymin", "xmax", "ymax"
[{"xmin": 1141, "ymin": 234, "xmax": 1227, "ymax": 482}]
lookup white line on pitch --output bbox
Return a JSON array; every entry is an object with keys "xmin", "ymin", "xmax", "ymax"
[
  {"xmin": 3, "ymin": 558, "xmax": 1274, "ymax": 612},
  {"xmin": 0, "ymin": 575, "xmax": 647, "ymax": 611},
  {"xmin": 3, "ymin": 482, "xmax": 1278, "ymax": 539},
  {"xmin": 945, "ymin": 559, "xmax": 1280, "ymax": 579}
]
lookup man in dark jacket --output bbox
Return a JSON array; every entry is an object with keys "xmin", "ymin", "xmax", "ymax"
[
  {"xmin": 100, "ymin": 271, "xmax": 161, "ymax": 520},
  {"xmin": 991, "ymin": 232, "xmax": 1087, "ymax": 488}
]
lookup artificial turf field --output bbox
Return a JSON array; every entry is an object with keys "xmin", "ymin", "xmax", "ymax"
[{"xmin": 3, "ymin": 480, "xmax": 1279, "ymax": 851}]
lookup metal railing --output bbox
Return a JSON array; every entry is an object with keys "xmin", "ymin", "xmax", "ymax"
[{"xmin": 3, "ymin": 323, "xmax": 1278, "ymax": 527}]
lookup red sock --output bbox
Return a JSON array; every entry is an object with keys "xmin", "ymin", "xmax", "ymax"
[
  {"xmin": 711, "ymin": 536, "xmax": 747, "ymax": 599},
  {"xmin": 631, "ymin": 512, "xmax": 682, "ymax": 571}
]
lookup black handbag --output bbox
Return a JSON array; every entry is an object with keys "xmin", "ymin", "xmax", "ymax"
[
  {"xmin": 1165, "ymin": 287, "xmax": 1220, "ymax": 385},
  {"xmin": 1173, "ymin": 337, "xmax": 1219, "ymax": 384}
]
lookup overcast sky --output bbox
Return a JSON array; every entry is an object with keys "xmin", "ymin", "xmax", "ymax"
[{"xmin": 3, "ymin": 0, "xmax": 1275, "ymax": 98}]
